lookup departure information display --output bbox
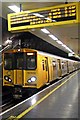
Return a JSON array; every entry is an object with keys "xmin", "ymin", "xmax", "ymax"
[{"xmin": 8, "ymin": 3, "xmax": 78, "ymax": 32}]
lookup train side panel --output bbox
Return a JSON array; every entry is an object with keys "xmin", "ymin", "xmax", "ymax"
[
  {"xmin": 57, "ymin": 59, "xmax": 62, "ymax": 78},
  {"xmin": 37, "ymin": 54, "xmax": 49, "ymax": 88},
  {"xmin": 68, "ymin": 61, "xmax": 74, "ymax": 73}
]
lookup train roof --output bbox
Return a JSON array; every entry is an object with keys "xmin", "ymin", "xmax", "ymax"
[{"xmin": 37, "ymin": 50, "xmax": 78, "ymax": 62}]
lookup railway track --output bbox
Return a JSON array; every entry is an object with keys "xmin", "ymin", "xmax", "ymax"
[{"xmin": 1, "ymin": 92, "xmax": 34, "ymax": 113}]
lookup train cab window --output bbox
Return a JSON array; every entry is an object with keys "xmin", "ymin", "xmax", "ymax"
[
  {"xmin": 26, "ymin": 52, "xmax": 37, "ymax": 70},
  {"xmin": 4, "ymin": 53, "xmax": 13, "ymax": 70}
]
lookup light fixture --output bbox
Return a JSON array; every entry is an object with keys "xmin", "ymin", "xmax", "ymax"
[
  {"xmin": 9, "ymin": 79, "xmax": 12, "ymax": 82},
  {"xmin": 0, "ymin": 45, "xmax": 10, "ymax": 53},
  {"xmin": 65, "ymin": 46, "xmax": 72, "ymax": 52},
  {"xmin": 33, "ymin": 13, "xmax": 44, "ymax": 18},
  {"xmin": 62, "ymin": 44, "xmax": 73, "ymax": 52},
  {"xmin": 31, "ymin": 77, "xmax": 36, "ymax": 82},
  {"xmin": 27, "ymin": 53, "xmax": 34, "ymax": 55},
  {"xmin": 66, "ymin": 48, "xmax": 72, "ymax": 52},
  {"xmin": 27, "ymin": 79, "xmax": 31, "ymax": 83},
  {"xmin": 62, "ymin": 44, "xmax": 67, "ymax": 48},
  {"xmin": 56, "ymin": 40, "xmax": 63, "ymax": 45},
  {"xmin": 48, "ymin": 34, "xmax": 58, "ymax": 41},
  {"xmin": 41, "ymin": 28, "xmax": 50, "ymax": 34},
  {"xmin": 8, "ymin": 5, "xmax": 20, "ymax": 13},
  {"xmin": 5, "ymin": 39, "xmax": 12, "ymax": 45},
  {"xmin": 4, "ymin": 76, "xmax": 12, "ymax": 82},
  {"xmin": 27, "ymin": 76, "xmax": 37, "ymax": 83},
  {"xmin": 4, "ymin": 76, "xmax": 8, "ymax": 80}
]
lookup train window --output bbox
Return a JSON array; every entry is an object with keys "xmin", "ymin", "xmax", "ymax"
[
  {"xmin": 45, "ymin": 60, "xmax": 48, "ymax": 71},
  {"xmin": 15, "ymin": 53, "xmax": 24, "ymax": 70},
  {"xmin": 4, "ymin": 53, "xmax": 13, "ymax": 70},
  {"xmin": 52, "ymin": 61, "xmax": 56, "ymax": 67},
  {"xmin": 17, "ymin": 58, "xmax": 23, "ymax": 69},
  {"xmin": 62, "ymin": 62, "xmax": 64, "ymax": 69},
  {"xmin": 26, "ymin": 52, "xmax": 37, "ymax": 70},
  {"xmin": 42, "ymin": 60, "xmax": 45, "ymax": 70}
]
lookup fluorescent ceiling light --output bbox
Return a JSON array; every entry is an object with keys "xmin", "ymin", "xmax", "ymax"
[
  {"xmin": 41, "ymin": 28, "xmax": 50, "ymax": 34},
  {"xmin": 56, "ymin": 40, "xmax": 63, "ymax": 45},
  {"xmin": 8, "ymin": 5, "xmax": 20, "ymax": 13},
  {"xmin": 65, "ymin": 47, "xmax": 72, "ymax": 52},
  {"xmin": 0, "ymin": 45, "xmax": 10, "ymax": 53},
  {"xmin": 68, "ymin": 49, "xmax": 73, "ymax": 52},
  {"xmin": 62, "ymin": 44, "xmax": 73, "ymax": 52},
  {"xmin": 62, "ymin": 44, "xmax": 67, "ymax": 48},
  {"xmin": 49, "ymin": 34, "xmax": 58, "ymax": 41},
  {"xmin": 5, "ymin": 40, "xmax": 12, "ymax": 45},
  {"xmin": 33, "ymin": 13, "xmax": 44, "ymax": 17}
]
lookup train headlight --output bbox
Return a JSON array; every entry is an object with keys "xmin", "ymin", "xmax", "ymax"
[
  {"xmin": 8, "ymin": 78, "xmax": 12, "ymax": 82},
  {"xmin": 4, "ymin": 76, "xmax": 9, "ymax": 80},
  {"xmin": 31, "ymin": 77, "xmax": 36, "ymax": 82},
  {"xmin": 4, "ymin": 76, "xmax": 12, "ymax": 82},
  {"xmin": 27, "ymin": 79, "xmax": 32, "ymax": 83},
  {"xmin": 27, "ymin": 76, "xmax": 37, "ymax": 83}
]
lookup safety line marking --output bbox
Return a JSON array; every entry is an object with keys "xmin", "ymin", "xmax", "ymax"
[{"xmin": 16, "ymin": 70, "xmax": 79, "ymax": 119}]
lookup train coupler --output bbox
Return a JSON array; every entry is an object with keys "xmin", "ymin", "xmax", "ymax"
[{"xmin": 13, "ymin": 85, "xmax": 22, "ymax": 99}]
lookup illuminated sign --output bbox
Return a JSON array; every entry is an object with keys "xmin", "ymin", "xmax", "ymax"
[{"xmin": 8, "ymin": 3, "xmax": 79, "ymax": 32}]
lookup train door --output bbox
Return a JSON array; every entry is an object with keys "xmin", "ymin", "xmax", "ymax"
[
  {"xmin": 57, "ymin": 59, "xmax": 62, "ymax": 77},
  {"xmin": 15, "ymin": 53, "xmax": 24, "ymax": 85},
  {"xmin": 67, "ymin": 61, "xmax": 69, "ymax": 73},
  {"xmin": 45, "ymin": 57, "xmax": 49, "ymax": 83},
  {"xmin": 52, "ymin": 60, "xmax": 57, "ymax": 80}
]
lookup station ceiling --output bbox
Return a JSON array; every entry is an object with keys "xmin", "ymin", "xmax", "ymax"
[{"xmin": 2, "ymin": 2, "xmax": 80, "ymax": 56}]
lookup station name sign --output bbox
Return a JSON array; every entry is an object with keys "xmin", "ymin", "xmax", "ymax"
[{"xmin": 8, "ymin": 3, "xmax": 79, "ymax": 32}]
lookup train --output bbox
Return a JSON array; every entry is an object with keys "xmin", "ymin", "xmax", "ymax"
[{"xmin": 3, "ymin": 48, "xmax": 80, "ymax": 99}]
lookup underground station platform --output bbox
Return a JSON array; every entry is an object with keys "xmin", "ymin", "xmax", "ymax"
[
  {"xmin": 1, "ymin": 2, "xmax": 80, "ymax": 120},
  {"xmin": 0, "ymin": 70, "xmax": 79, "ymax": 119}
]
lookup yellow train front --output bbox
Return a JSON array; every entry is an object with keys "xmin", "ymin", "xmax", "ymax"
[{"xmin": 3, "ymin": 48, "xmax": 79, "ymax": 99}]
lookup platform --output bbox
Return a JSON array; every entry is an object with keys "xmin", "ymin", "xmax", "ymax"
[{"xmin": 1, "ymin": 70, "xmax": 80, "ymax": 119}]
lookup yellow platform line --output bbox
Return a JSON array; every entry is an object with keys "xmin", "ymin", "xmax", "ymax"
[{"xmin": 15, "ymin": 71, "xmax": 79, "ymax": 119}]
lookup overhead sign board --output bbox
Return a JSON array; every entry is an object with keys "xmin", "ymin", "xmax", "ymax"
[{"xmin": 8, "ymin": 2, "xmax": 79, "ymax": 32}]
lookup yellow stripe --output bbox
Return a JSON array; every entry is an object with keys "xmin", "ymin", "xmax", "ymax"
[{"xmin": 16, "ymin": 71, "xmax": 79, "ymax": 119}]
